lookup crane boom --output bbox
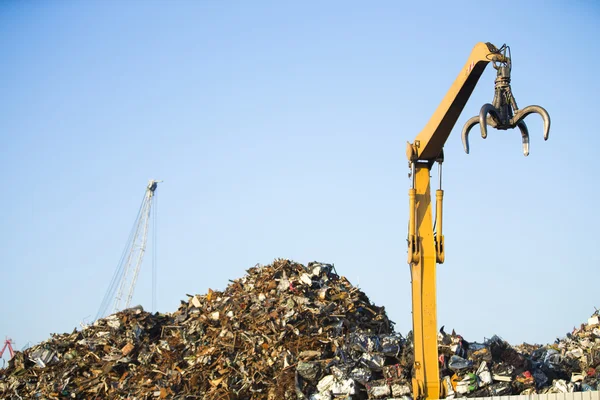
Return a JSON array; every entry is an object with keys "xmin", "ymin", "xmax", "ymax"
[
  {"xmin": 115, "ymin": 180, "xmax": 157, "ymax": 312},
  {"xmin": 0, "ymin": 338, "xmax": 15, "ymax": 360},
  {"xmin": 407, "ymin": 42, "xmax": 506, "ymax": 163},
  {"xmin": 405, "ymin": 42, "xmax": 549, "ymax": 400},
  {"xmin": 96, "ymin": 180, "xmax": 160, "ymax": 320}
]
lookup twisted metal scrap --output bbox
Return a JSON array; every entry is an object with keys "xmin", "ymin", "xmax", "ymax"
[{"xmin": 462, "ymin": 59, "xmax": 550, "ymax": 156}]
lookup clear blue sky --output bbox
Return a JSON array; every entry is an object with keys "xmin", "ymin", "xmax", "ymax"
[{"xmin": 1, "ymin": 1, "xmax": 598, "ymax": 359}]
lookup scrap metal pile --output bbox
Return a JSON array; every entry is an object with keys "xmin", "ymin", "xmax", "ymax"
[
  {"xmin": 437, "ymin": 314, "xmax": 600, "ymax": 398},
  {"xmin": 0, "ymin": 260, "xmax": 402, "ymax": 399},
  {"xmin": 1, "ymin": 259, "xmax": 599, "ymax": 399}
]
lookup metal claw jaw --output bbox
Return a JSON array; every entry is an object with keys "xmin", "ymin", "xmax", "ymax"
[
  {"xmin": 517, "ymin": 119, "xmax": 530, "ymax": 157},
  {"xmin": 512, "ymin": 105, "xmax": 551, "ymax": 141},
  {"xmin": 461, "ymin": 60, "xmax": 550, "ymax": 157},
  {"xmin": 461, "ymin": 114, "xmax": 498, "ymax": 153},
  {"xmin": 462, "ymin": 113, "xmax": 531, "ymax": 156}
]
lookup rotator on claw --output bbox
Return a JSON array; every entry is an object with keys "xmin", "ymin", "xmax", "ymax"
[{"xmin": 461, "ymin": 45, "xmax": 551, "ymax": 156}]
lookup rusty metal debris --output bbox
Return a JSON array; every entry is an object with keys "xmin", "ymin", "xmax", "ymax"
[
  {"xmin": 436, "ymin": 316, "xmax": 600, "ymax": 398},
  {"xmin": 0, "ymin": 260, "xmax": 400, "ymax": 399},
  {"xmin": 1, "ymin": 259, "xmax": 600, "ymax": 399}
]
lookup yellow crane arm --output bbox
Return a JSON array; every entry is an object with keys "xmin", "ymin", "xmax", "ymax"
[
  {"xmin": 405, "ymin": 42, "xmax": 507, "ymax": 400},
  {"xmin": 407, "ymin": 42, "xmax": 507, "ymax": 162}
]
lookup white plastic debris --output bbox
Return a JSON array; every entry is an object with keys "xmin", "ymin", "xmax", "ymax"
[
  {"xmin": 106, "ymin": 315, "xmax": 121, "ymax": 329},
  {"xmin": 456, "ymin": 378, "xmax": 470, "ymax": 395},
  {"xmin": 566, "ymin": 347, "xmax": 584, "ymax": 358},
  {"xmin": 391, "ymin": 382, "xmax": 411, "ymax": 397},
  {"xmin": 476, "ymin": 361, "xmax": 493, "ymax": 386},
  {"xmin": 315, "ymin": 375, "xmax": 355, "ymax": 397},
  {"xmin": 571, "ymin": 372, "xmax": 585, "ymax": 382},
  {"xmin": 191, "ymin": 295, "xmax": 202, "ymax": 308},
  {"xmin": 277, "ymin": 274, "xmax": 289, "ymax": 292},
  {"xmin": 366, "ymin": 379, "xmax": 391, "ymax": 398},
  {"xmin": 300, "ymin": 273, "xmax": 313, "ymax": 285},
  {"xmin": 332, "ymin": 378, "xmax": 355, "ymax": 395},
  {"xmin": 309, "ymin": 394, "xmax": 331, "ymax": 400},
  {"xmin": 553, "ymin": 379, "xmax": 572, "ymax": 393},
  {"xmin": 360, "ymin": 352, "xmax": 386, "ymax": 370},
  {"xmin": 316, "ymin": 375, "xmax": 335, "ymax": 393}
]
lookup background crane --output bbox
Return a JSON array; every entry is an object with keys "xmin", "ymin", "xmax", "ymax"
[
  {"xmin": 95, "ymin": 180, "xmax": 160, "ymax": 320},
  {"xmin": 0, "ymin": 338, "xmax": 14, "ymax": 360},
  {"xmin": 0, "ymin": 337, "xmax": 15, "ymax": 368}
]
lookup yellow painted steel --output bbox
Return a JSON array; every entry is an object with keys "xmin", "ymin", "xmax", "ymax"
[
  {"xmin": 410, "ymin": 165, "xmax": 440, "ymax": 400},
  {"xmin": 407, "ymin": 42, "xmax": 506, "ymax": 399},
  {"xmin": 412, "ymin": 42, "xmax": 507, "ymax": 162}
]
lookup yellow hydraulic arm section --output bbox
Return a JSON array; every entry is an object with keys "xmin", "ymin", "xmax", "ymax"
[{"xmin": 405, "ymin": 42, "xmax": 550, "ymax": 400}]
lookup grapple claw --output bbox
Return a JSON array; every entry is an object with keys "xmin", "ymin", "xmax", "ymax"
[
  {"xmin": 461, "ymin": 115, "xmax": 498, "ymax": 154},
  {"xmin": 512, "ymin": 105, "xmax": 551, "ymax": 141},
  {"xmin": 461, "ymin": 116, "xmax": 480, "ymax": 154},
  {"xmin": 478, "ymin": 103, "xmax": 500, "ymax": 139},
  {"xmin": 516, "ymin": 120, "xmax": 529, "ymax": 156},
  {"xmin": 462, "ymin": 49, "xmax": 550, "ymax": 156}
]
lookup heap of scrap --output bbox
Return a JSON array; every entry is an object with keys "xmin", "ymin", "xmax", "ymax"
[
  {"xmin": 0, "ymin": 259, "xmax": 599, "ymax": 399},
  {"xmin": 437, "ymin": 317, "xmax": 600, "ymax": 398}
]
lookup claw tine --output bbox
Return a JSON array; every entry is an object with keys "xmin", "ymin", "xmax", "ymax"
[
  {"xmin": 461, "ymin": 116, "xmax": 480, "ymax": 154},
  {"xmin": 479, "ymin": 104, "xmax": 498, "ymax": 139},
  {"xmin": 517, "ymin": 120, "xmax": 530, "ymax": 157},
  {"xmin": 514, "ymin": 105, "xmax": 551, "ymax": 141}
]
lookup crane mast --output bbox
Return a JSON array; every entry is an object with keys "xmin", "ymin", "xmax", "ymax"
[{"xmin": 96, "ymin": 180, "xmax": 160, "ymax": 320}]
